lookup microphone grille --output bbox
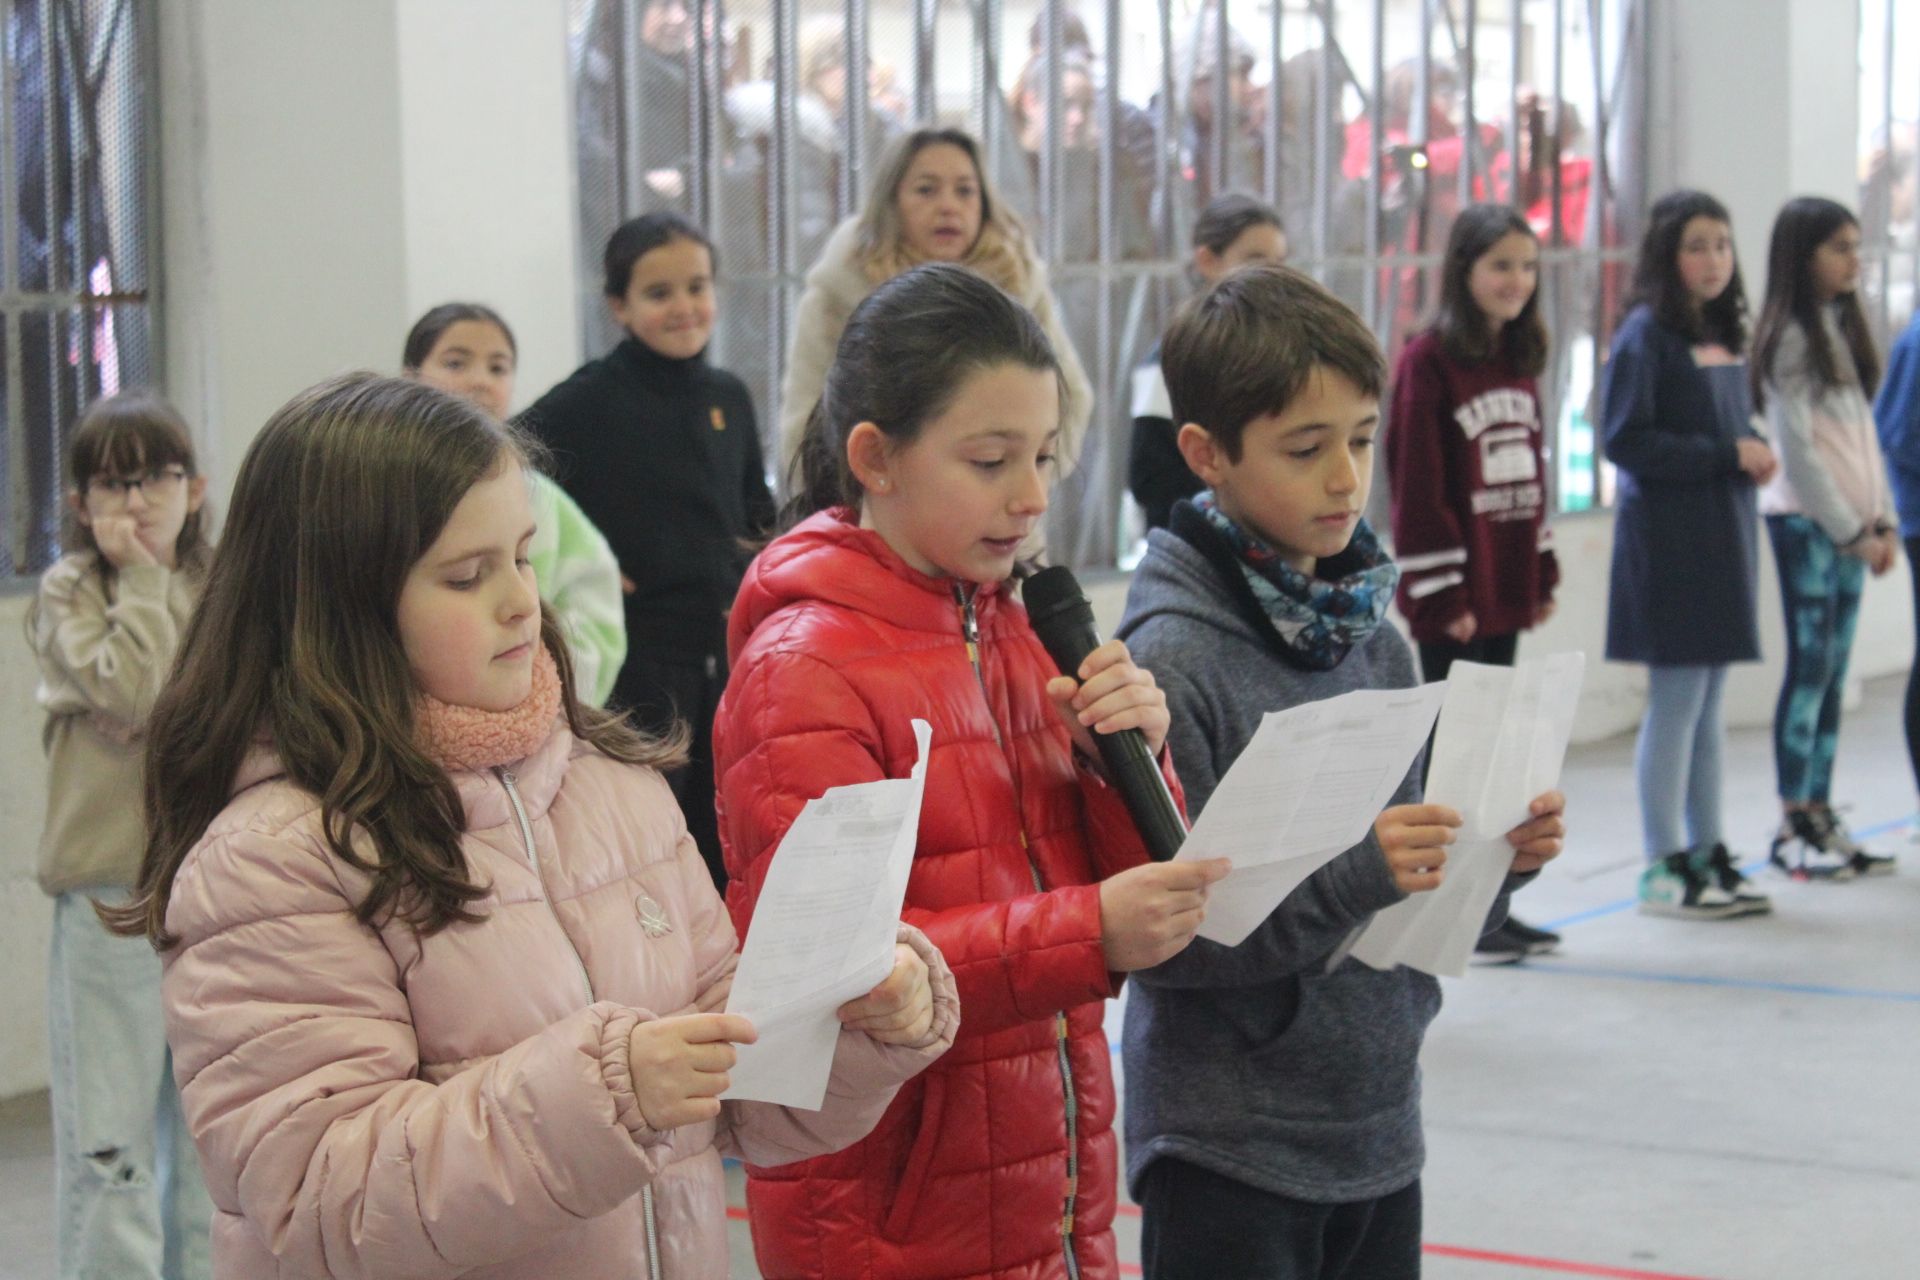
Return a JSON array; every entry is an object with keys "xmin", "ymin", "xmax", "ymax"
[{"xmin": 1022, "ymin": 565, "xmax": 1086, "ymax": 625}]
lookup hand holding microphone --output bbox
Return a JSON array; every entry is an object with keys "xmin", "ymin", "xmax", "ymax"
[
  {"xmin": 1025, "ymin": 566, "xmax": 1190, "ymax": 863},
  {"xmin": 1043, "ymin": 638, "xmax": 1169, "ymax": 761}
]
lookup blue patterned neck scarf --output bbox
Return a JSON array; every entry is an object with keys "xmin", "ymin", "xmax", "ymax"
[{"xmin": 1192, "ymin": 491, "xmax": 1399, "ymax": 670}]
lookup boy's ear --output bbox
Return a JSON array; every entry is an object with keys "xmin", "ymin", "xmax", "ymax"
[
  {"xmin": 605, "ymin": 293, "xmax": 632, "ymax": 329},
  {"xmin": 845, "ymin": 421, "xmax": 891, "ymax": 495},
  {"xmin": 66, "ymin": 490, "xmax": 89, "ymax": 527},
  {"xmin": 1176, "ymin": 422, "xmax": 1228, "ymax": 486}
]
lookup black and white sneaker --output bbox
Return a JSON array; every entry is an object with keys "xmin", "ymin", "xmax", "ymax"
[
  {"xmin": 1470, "ymin": 923, "xmax": 1530, "ymax": 965},
  {"xmin": 1813, "ymin": 808, "xmax": 1897, "ymax": 877},
  {"xmin": 1768, "ymin": 811, "xmax": 1856, "ymax": 881},
  {"xmin": 1500, "ymin": 916, "xmax": 1563, "ymax": 955},
  {"xmin": 1638, "ymin": 852, "xmax": 1748, "ymax": 920},
  {"xmin": 1701, "ymin": 843, "xmax": 1772, "ymax": 915}
]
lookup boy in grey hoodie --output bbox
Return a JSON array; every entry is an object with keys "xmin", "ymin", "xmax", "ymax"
[{"xmin": 1115, "ymin": 266, "xmax": 1567, "ymax": 1279}]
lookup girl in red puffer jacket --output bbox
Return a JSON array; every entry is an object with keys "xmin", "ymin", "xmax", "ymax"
[{"xmin": 717, "ymin": 263, "xmax": 1231, "ymax": 1280}]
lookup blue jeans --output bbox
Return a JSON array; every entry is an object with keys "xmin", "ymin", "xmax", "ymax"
[
  {"xmin": 1637, "ymin": 665, "xmax": 1728, "ymax": 858},
  {"xmin": 1766, "ymin": 514, "xmax": 1866, "ymax": 803},
  {"xmin": 48, "ymin": 890, "xmax": 211, "ymax": 1279}
]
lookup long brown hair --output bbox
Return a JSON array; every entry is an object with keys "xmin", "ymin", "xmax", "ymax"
[
  {"xmin": 103, "ymin": 373, "xmax": 684, "ymax": 950},
  {"xmin": 786, "ymin": 263, "xmax": 1064, "ymax": 523},
  {"xmin": 854, "ymin": 128, "xmax": 1036, "ymax": 299},
  {"xmin": 1750, "ymin": 196, "xmax": 1880, "ymax": 413},
  {"xmin": 1431, "ymin": 203, "xmax": 1549, "ymax": 376},
  {"xmin": 1630, "ymin": 190, "xmax": 1748, "ymax": 350}
]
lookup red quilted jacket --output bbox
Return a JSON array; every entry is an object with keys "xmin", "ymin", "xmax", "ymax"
[{"xmin": 716, "ymin": 509, "xmax": 1180, "ymax": 1280}]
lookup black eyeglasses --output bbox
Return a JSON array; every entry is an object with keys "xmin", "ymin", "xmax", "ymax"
[{"xmin": 87, "ymin": 466, "xmax": 190, "ymax": 505}]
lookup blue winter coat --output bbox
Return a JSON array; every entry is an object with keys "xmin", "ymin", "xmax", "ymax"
[
  {"xmin": 1601, "ymin": 306, "xmax": 1762, "ymax": 665},
  {"xmin": 1873, "ymin": 312, "xmax": 1920, "ymax": 539}
]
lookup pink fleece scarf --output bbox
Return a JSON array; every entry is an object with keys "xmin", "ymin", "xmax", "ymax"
[{"xmin": 415, "ymin": 644, "xmax": 564, "ymax": 773}]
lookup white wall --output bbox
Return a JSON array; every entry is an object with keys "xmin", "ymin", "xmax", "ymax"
[{"xmin": 395, "ymin": 0, "xmax": 583, "ymax": 408}]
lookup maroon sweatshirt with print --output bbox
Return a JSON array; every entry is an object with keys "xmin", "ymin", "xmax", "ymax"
[{"xmin": 1385, "ymin": 328, "xmax": 1559, "ymax": 644}]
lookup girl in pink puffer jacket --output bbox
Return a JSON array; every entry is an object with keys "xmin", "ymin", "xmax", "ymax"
[{"xmin": 103, "ymin": 372, "xmax": 959, "ymax": 1280}]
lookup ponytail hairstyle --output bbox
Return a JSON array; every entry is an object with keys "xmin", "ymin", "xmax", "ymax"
[
  {"xmin": 1750, "ymin": 196, "xmax": 1880, "ymax": 413},
  {"xmin": 63, "ymin": 392, "xmax": 212, "ymax": 583},
  {"xmin": 604, "ymin": 211, "xmax": 718, "ymax": 299},
  {"xmin": 102, "ymin": 373, "xmax": 685, "ymax": 950},
  {"xmin": 1432, "ymin": 202, "xmax": 1548, "ymax": 376},
  {"xmin": 784, "ymin": 262, "xmax": 1064, "ymax": 524},
  {"xmin": 1629, "ymin": 189, "xmax": 1748, "ymax": 351}
]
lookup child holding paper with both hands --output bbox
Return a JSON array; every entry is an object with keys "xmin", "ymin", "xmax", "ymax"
[{"xmin": 1114, "ymin": 265, "xmax": 1567, "ymax": 1280}]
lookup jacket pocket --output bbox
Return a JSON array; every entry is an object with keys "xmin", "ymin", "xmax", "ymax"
[
  {"xmin": 1243, "ymin": 965, "xmax": 1442, "ymax": 1122},
  {"xmin": 880, "ymin": 1073, "xmax": 947, "ymax": 1242}
]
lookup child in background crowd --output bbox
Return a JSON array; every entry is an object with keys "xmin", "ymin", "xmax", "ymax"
[
  {"xmin": 1129, "ymin": 191, "xmax": 1289, "ymax": 532},
  {"xmin": 31, "ymin": 393, "xmax": 214, "ymax": 1277},
  {"xmin": 1751, "ymin": 197, "xmax": 1899, "ymax": 878},
  {"xmin": 1602, "ymin": 191, "xmax": 1777, "ymax": 919},
  {"xmin": 1387, "ymin": 203, "xmax": 1562, "ymax": 962},
  {"xmin": 521, "ymin": 212, "xmax": 776, "ymax": 890},
  {"xmin": 403, "ymin": 301, "xmax": 626, "ymax": 706}
]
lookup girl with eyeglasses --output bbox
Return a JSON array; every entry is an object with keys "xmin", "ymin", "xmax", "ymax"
[{"xmin": 27, "ymin": 391, "xmax": 216, "ymax": 1276}]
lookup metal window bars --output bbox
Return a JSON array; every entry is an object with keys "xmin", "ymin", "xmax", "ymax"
[
  {"xmin": 0, "ymin": 0, "xmax": 156, "ymax": 583},
  {"xmin": 569, "ymin": 0, "xmax": 1646, "ymax": 566}
]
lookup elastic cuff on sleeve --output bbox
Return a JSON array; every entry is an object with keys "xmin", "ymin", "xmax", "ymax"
[{"xmin": 598, "ymin": 1006, "xmax": 668, "ymax": 1147}]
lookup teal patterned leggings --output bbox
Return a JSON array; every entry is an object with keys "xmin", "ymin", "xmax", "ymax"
[{"xmin": 1766, "ymin": 514, "xmax": 1865, "ymax": 804}]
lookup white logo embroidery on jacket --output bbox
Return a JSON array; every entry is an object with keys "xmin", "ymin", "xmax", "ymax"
[{"xmin": 635, "ymin": 894, "xmax": 673, "ymax": 938}]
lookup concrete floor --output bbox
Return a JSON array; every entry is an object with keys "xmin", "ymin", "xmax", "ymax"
[{"xmin": 3, "ymin": 677, "xmax": 1916, "ymax": 1280}]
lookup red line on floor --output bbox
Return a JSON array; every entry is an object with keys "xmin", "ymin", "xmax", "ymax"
[
  {"xmin": 1419, "ymin": 1243, "xmax": 1722, "ymax": 1279},
  {"xmin": 725, "ymin": 1205, "xmax": 1723, "ymax": 1280}
]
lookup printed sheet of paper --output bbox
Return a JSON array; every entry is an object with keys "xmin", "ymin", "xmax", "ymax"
[
  {"xmin": 1347, "ymin": 653, "xmax": 1584, "ymax": 978},
  {"xmin": 1176, "ymin": 683, "xmax": 1445, "ymax": 946},
  {"xmin": 722, "ymin": 720, "xmax": 932, "ymax": 1110}
]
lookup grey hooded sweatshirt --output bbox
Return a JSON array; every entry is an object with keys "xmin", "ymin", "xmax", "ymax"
[{"xmin": 1115, "ymin": 519, "xmax": 1522, "ymax": 1204}]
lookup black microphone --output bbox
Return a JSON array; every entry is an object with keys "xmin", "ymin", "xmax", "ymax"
[{"xmin": 1023, "ymin": 565, "xmax": 1188, "ymax": 862}]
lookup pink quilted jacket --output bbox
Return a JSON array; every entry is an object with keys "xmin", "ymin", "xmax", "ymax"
[{"xmin": 160, "ymin": 722, "xmax": 959, "ymax": 1280}]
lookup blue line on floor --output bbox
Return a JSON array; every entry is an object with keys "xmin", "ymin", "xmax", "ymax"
[
  {"xmin": 1534, "ymin": 812, "xmax": 1916, "ymax": 933},
  {"xmin": 1853, "ymin": 812, "xmax": 1917, "ymax": 840},
  {"xmin": 1511, "ymin": 961, "xmax": 1920, "ymax": 1003}
]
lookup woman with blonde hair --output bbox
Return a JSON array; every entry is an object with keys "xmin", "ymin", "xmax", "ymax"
[{"xmin": 778, "ymin": 127, "xmax": 1093, "ymax": 482}]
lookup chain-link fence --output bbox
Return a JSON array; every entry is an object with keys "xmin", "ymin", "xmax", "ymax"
[
  {"xmin": 571, "ymin": 0, "xmax": 1647, "ymax": 567},
  {"xmin": 0, "ymin": 0, "xmax": 156, "ymax": 584}
]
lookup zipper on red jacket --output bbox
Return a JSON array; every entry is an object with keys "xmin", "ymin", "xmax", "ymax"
[{"xmin": 954, "ymin": 584, "xmax": 1083, "ymax": 1280}]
